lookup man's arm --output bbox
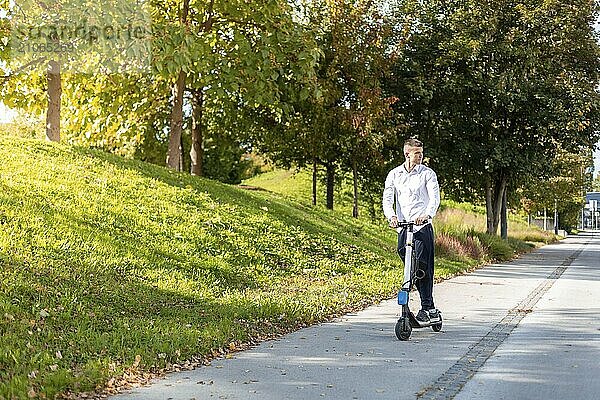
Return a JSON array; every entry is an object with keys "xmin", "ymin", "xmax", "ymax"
[
  {"xmin": 425, "ymin": 170, "xmax": 441, "ymax": 219},
  {"xmin": 382, "ymin": 170, "xmax": 397, "ymax": 224}
]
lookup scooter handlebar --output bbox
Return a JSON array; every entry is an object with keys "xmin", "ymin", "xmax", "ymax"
[{"xmin": 389, "ymin": 219, "xmax": 430, "ymax": 229}]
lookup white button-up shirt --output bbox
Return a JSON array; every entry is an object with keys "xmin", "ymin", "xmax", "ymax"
[{"xmin": 382, "ymin": 163, "xmax": 440, "ymax": 231}]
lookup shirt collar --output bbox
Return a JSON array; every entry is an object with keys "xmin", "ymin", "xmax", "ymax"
[{"xmin": 402, "ymin": 163, "xmax": 423, "ymax": 174}]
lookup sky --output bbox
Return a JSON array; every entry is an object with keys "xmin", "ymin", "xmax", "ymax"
[{"xmin": 0, "ymin": 102, "xmax": 17, "ymax": 123}]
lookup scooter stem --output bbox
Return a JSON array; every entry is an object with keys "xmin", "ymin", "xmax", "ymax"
[{"xmin": 402, "ymin": 223, "xmax": 414, "ymax": 291}]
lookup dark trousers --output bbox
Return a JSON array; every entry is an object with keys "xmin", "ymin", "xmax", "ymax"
[{"xmin": 397, "ymin": 224, "xmax": 435, "ymax": 310}]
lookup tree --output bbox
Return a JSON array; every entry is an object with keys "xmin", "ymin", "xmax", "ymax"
[
  {"xmin": 254, "ymin": 0, "xmax": 396, "ymax": 213},
  {"xmin": 519, "ymin": 148, "xmax": 594, "ymax": 231},
  {"xmin": 163, "ymin": 0, "xmax": 190, "ymax": 171},
  {"xmin": 3, "ymin": 0, "xmax": 319, "ymax": 182},
  {"xmin": 594, "ymin": 173, "xmax": 600, "ymax": 192},
  {"xmin": 388, "ymin": 0, "xmax": 600, "ymax": 235},
  {"xmin": 328, "ymin": 1, "xmax": 396, "ymax": 217},
  {"xmin": 1, "ymin": 1, "xmax": 62, "ymax": 141},
  {"xmin": 152, "ymin": 0, "xmax": 320, "ymax": 172},
  {"xmin": 2, "ymin": 0, "xmax": 154, "ymax": 144}
]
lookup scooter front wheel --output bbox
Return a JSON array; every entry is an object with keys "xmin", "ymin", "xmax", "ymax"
[{"xmin": 395, "ymin": 317, "xmax": 412, "ymax": 340}]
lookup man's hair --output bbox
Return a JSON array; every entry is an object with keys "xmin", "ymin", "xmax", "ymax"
[{"xmin": 404, "ymin": 138, "xmax": 423, "ymax": 148}]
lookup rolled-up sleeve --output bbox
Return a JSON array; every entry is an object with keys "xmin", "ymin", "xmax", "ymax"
[
  {"xmin": 425, "ymin": 170, "xmax": 440, "ymax": 218},
  {"xmin": 382, "ymin": 170, "xmax": 397, "ymax": 221}
]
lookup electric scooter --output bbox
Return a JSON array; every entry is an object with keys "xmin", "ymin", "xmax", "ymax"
[{"xmin": 394, "ymin": 220, "xmax": 442, "ymax": 340}]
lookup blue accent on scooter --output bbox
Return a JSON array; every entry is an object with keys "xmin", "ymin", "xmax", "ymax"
[{"xmin": 397, "ymin": 290, "xmax": 409, "ymax": 305}]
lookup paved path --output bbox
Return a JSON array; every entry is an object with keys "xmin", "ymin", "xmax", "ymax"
[{"xmin": 112, "ymin": 232, "xmax": 600, "ymax": 400}]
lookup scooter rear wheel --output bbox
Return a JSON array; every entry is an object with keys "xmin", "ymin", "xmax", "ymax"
[
  {"xmin": 431, "ymin": 314, "xmax": 443, "ymax": 332},
  {"xmin": 395, "ymin": 317, "xmax": 412, "ymax": 340}
]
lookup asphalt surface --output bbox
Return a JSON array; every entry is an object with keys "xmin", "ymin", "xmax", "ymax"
[{"xmin": 112, "ymin": 232, "xmax": 600, "ymax": 400}]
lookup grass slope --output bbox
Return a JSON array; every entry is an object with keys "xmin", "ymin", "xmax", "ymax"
[{"xmin": 0, "ymin": 137, "xmax": 406, "ymax": 399}]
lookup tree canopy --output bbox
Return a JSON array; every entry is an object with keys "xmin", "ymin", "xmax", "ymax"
[{"xmin": 386, "ymin": 0, "xmax": 600, "ymax": 234}]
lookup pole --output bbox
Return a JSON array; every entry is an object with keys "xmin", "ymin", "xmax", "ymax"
[
  {"xmin": 581, "ymin": 166, "xmax": 585, "ymax": 230},
  {"xmin": 554, "ymin": 199, "xmax": 558, "ymax": 235},
  {"xmin": 543, "ymin": 208, "xmax": 547, "ymax": 231}
]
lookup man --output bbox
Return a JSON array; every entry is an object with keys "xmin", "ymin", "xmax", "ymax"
[{"xmin": 382, "ymin": 138, "xmax": 441, "ymax": 323}]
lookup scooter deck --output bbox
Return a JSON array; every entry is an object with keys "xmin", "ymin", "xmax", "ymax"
[{"xmin": 408, "ymin": 311, "xmax": 421, "ymax": 328}]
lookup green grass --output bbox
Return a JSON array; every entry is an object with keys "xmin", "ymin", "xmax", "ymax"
[
  {"xmin": 0, "ymin": 137, "xmax": 554, "ymax": 399},
  {"xmin": 243, "ymin": 168, "xmax": 370, "ymax": 215},
  {"xmin": 0, "ymin": 137, "xmax": 400, "ymax": 398}
]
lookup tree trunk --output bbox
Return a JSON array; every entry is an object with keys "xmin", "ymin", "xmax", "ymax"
[
  {"xmin": 367, "ymin": 192, "xmax": 377, "ymax": 221},
  {"xmin": 485, "ymin": 174, "xmax": 507, "ymax": 235},
  {"xmin": 179, "ymin": 131, "xmax": 185, "ymax": 172},
  {"xmin": 352, "ymin": 159, "xmax": 359, "ymax": 218},
  {"xmin": 485, "ymin": 178, "xmax": 494, "ymax": 234},
  {"xmin": 166, "ymin": 0, "xmax": 190, "ymax": 170},
  {"xmin": 492, "ymin": 180, "xmax": 505, "ymax": 234},
  {"xmin": 326, "ymin": 162, "xmax": 335, "ymax": 210},
  {"xmin": 312, "ymin": 158, "xmax": 317, "ymax": 206},
  {"xmin": 166, "ymin": 70, "xmax": 186, "ymax": 170},
  {"xmin": 500, "ymin": 186, "xmax": 507, "ymax": 240},
  {"xmin": 190, "ymin": 89, "xmax": 204, "ymax": 176},
  {"xmin": 46, "ymin": 60, "xmax": 61, "ymax": 142}
]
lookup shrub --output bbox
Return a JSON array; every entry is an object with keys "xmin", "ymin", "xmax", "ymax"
[
  {"xmin": 472, "ymin": 232, "xmax": 515, "ymax": 261},
  {"xmin": 435, "ymin": 231, "xmax": 484, "ymax": 261}
]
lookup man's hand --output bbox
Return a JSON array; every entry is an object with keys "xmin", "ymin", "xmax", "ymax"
[
  {"xmin": 415, "ymin": 215, "xmax": 431, "ymax": 225},
  {"xmin": 389, "ymin": 216, "xmax": 399, "ymax": 228}
]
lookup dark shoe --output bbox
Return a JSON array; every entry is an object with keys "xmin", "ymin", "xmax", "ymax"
[
  {"xmin": 428, "ymin": 308, "xmax": 441, "ymax": 321},
  {"xmin": 416, "ymin": 309, "xmax": 430, "ymax": 323}
]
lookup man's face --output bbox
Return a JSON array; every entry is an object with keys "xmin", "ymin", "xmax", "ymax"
[{"xmin": 404, "ymin": 145, "xmax": 423, "ymax": 165}]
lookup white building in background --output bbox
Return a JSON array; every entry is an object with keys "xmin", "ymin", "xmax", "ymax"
[{"xmin": 583, "ymin": 192, "xmax": 600, "ymax": 230}]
